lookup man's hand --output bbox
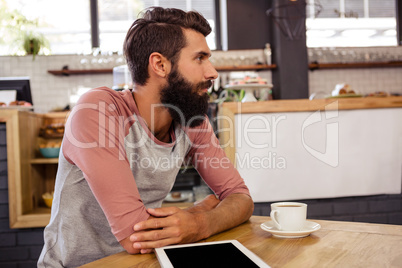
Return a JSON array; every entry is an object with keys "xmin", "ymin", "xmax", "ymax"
[
  {"xmin": 125, "ymin": 193, "xmax": 253, "ymax": 254},
  {"xmin": 130, "ymin": 206, "xmax": 207, "ymax": 251}
]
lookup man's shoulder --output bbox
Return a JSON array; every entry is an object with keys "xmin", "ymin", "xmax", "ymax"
[
  {"xmin": 75, "ymin": 87, "xmax": 135, "ymax": 114},
  {"xmin": 79, "ymin": 87, "xmax": 125, "ymax": 102}
]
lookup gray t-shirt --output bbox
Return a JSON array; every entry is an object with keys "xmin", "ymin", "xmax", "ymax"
[{"xmin": 38, "ymin": 87, "xmax": 250, "ymax": 267}]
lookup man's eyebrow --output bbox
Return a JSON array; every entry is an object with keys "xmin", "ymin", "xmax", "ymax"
[{"xmin": 196, "ymin": 51, "xmax": 211, "ymax": 57}]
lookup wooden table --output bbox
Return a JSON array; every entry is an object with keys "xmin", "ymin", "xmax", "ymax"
[{"xmin": 81, "ymin": 216, "xmax": 402, "ymax": 267}]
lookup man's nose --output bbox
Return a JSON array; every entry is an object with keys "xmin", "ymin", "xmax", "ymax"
[{"xmin": 205, "ymin": 61, "xmax": 218, "ymax": 81}]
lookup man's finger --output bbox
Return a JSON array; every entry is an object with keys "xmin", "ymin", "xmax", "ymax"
[
  {"xmin": 133, "ymin": 237, "xmax": 180, "ymax": 250},
  {"xmin": 133, "ymin": 214, "xmax": 178, "ymax": 231},
  {"xmin": 130, "ymin": 228, "xmax": 177, "ymax": 242},
  {"xmin": 134, "ymin": 218, "xmax": 163, "ymax": 231},
  {"xmin": 140, "ymin": 249, "xmax": 153, "ymax": 254},
  {"xmin": 147, "ymin": 207, "xmax": 180, "ymax": 217}
]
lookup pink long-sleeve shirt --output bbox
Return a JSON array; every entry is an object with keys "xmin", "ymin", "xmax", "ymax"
[{"xmin": 38, "ymin": 87, "xmax": 250, "ymax": 267}]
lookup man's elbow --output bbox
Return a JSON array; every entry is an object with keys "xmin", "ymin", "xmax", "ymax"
[
  {"xmin": 230, "ymin": 193, "xmax": 254, "ymax": 222},
  {"xmin": 244, "ymin": 195, "xmax": 254, "ymax": 220},
  {"xmin": 119, "ymin": 236, "xmax": 140, "ymax": 255},
  {"xmin": 124, "ymin": 246, "xmax": 140, "ymax": 255}
]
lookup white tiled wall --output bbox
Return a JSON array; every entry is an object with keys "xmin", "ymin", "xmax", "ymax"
[
  {"xmin": 1, "ymin": 46, "xmax": 402, "ymax": 113},
  {"xmin": 309, "ymin": 68, "xmax": 402, "ymax": 97},
  {"xmin": 308, "ymin": 46, "xmax": 402, "ymax": 97},
  {"xmin": 0, "ymin": 55, "xmax": 115, "ymax": 113}
]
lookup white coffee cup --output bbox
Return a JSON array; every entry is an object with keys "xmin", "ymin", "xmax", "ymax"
[{"xmin": 270, "ymin": 202, "xmax": 307, "ymax": 231}]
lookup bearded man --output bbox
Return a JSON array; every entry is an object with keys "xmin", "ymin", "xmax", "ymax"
[{"xmin": 38, "ymin": 7, "xmax": 253, "ymax": 267}]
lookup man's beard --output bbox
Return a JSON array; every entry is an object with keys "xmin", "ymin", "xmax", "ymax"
[{"xmin": 160, "ymin": 69, "xmax": 212, "ymax": 128}]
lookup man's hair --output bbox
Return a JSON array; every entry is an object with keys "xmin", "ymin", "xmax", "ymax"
[{"xmin": 123, "ymin": 7, "xmax": 212, "ymax": 86}]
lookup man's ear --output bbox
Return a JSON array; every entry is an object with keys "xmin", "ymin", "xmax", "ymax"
[{"xmin": 149, "ymin": 52, "xmax": 171, "ymax": 78}]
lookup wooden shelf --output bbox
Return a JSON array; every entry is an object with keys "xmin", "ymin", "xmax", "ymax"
[
  {"xmin": 0, "ymin": 110, "xmax": 66, "ymax": 228},
  {"xmin": 47, "ymin": 61, "xmax": 402, "ymax": 75},
  {"xmin": 47, "ymin": 69, "xmax": 113, "ymax": 76},
  {"xmin": 30, "ymin": 158, "xmax": 59, "ymax": 164},
  {"xmin": 309, "ymin": 61, "xmax": 402, "ymax": 70},
  {"xmin": 47, "ymin": 64, "xmax": 277, "ymax": 76},
  {"xmin": 13, "ymin": 208, "xmax": 51, "ymax": 229}
]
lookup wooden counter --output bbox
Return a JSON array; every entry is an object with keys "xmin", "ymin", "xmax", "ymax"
[
  {"xmin": 0, "ymin": 109, "xmax": 68, "ymax": 228},
  {"xmin": 81, "ymin": 215, "xmax": 402, "ymax": 267},
  {"xmin": 218, "ymin": 97, "xmax": 402, "ymax": 202},
  {"xmin": 3, "ymin": 97, "xmax": 402, "ymax": 227},
  {"xmin": 220, "ymin": 96, "xmax": 402, "ymax": 114},
  {"xmin": 218, "ymin": 96, "xmax": 402, "ymax": 166}
]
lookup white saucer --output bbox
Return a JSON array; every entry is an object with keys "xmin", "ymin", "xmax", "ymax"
[{"xmin": 260, "ymin": 220, "xmax": 321, "ymax": 238}]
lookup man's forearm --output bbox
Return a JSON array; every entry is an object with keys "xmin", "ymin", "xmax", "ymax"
[
  {"xmin": 185, "ymin": 194, "xmax": 220, "ymax": 213},
  {"xmin": 194, "ymin": 193, "xmax": 254, "ymax": 239},
  {"xmin": 129, "ymin": 193, "xmax": 254, "ymax": 252}
]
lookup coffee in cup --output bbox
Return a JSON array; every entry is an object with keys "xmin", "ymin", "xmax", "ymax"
[{"xmin": 270, "ymin": 202, "xmax": 307, "ymax": 231}]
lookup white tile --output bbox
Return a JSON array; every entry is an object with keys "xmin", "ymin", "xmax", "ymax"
[{"xmin": 3, "ymin": 47, "xmax": 402, "ymax": 112}]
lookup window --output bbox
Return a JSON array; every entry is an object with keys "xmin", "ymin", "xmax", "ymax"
[
  {"xmin": 306, "ymin": 0, "xmax": 397, "ymax": 47},
  {"xmin": 97, "ymin": 0, "xmax": 145, "ymax": 53},
  {"xmin": 0, "ymin": 0, "xmax": 91, "ymax": 55},
  {"xmin": 0, "ymin": 0, "xmax": 217, "ymax": 55},
  {"xmin": 98, "ymin": 0, "xmax": 217, "ymax": 53}
]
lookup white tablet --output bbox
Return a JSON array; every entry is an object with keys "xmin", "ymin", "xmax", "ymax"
[{"xmin": 155, "ymin": 240, "xmax": 270, "ymax": 268}]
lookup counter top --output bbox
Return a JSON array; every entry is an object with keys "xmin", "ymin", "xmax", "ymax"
[{"xmin": 220, "ymin": 96, "xmax": 402, "ymax": 114}]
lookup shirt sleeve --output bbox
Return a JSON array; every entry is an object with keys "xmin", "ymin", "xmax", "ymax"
[
  {"xmin": 62, "ymin": 88, "xmax": 149, "ymax": 241},
  {"xmin": 185, "ymin": 118, "xmax": 251, "ymax": 200}
]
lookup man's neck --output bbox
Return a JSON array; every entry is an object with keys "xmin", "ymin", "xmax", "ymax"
[{"xmin": 132, "ymin": 87, "xmax": 173, "ymax": 143}]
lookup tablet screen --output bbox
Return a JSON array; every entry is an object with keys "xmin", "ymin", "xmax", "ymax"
[
  {"xmin": 165, "ymin": 242, "xmax": 258, "ymax": 268},
  {"xmin": 156, "ymin": 240, "xmax": 270, "ymax": 268}
]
